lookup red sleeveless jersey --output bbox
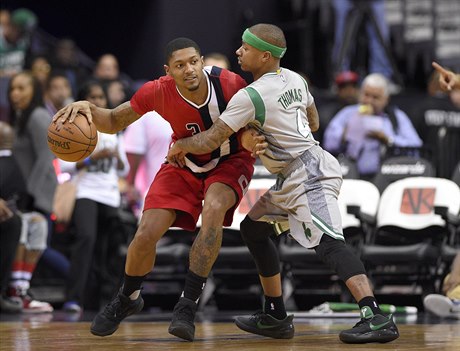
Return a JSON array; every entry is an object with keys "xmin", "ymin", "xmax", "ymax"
[{"xmin": 130, "ymin": 66, "xmax": 249, "ymax": 170}]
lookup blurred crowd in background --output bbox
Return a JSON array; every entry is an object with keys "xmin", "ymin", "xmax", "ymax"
[{"xmin": 0, "ymin": 1, "xmax": 459, "ymax": 317}]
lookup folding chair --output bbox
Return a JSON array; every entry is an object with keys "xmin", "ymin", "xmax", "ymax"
[
  {"xmin": 361, "ymin": 177, "xmax": 460, "ymax": 301},
  {"xmin": 338, "ymin": 179, "xmax": 380, "ymax": 249}
]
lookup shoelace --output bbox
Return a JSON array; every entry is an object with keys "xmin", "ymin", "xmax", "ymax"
[
  {"xmin": 103, "ymin": 297, "xmax": 122, "ymax": 319},
  {"xmin": 174, "ymin": 303, "xmax": 194, "ymax": 321},
  {"xmin": 352, "ymin": 317, "xmax": 371, "ymax": 328},
  {"xmin": 249, "ymin": 310, "xmax": 266, "ymax": 322}
]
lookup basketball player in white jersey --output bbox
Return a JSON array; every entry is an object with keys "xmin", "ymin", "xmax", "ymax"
[{"xmin": 168, "ymin": 23, "xmax": 399, "ymax": 344}]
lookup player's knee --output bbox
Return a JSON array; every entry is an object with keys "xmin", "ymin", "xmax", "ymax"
[
  {"xmin": 240, "ymin": 216, "xmax": 272, "ymax": 244},
  {"xmin": 201, "ymin": 199, "xmax": 229, "ymax": 223},
  {"xmin": 133, "ymin": 226, "xmax": 162, "ymax": 250},
  {"xmin": 240, "ymin": 216, "xmax": 280, "ymax": 277},
  {"xmin": 203, "ymin": 185, "xmax": 237, "ymax": 217},
  {"xmin": 314, "ymin": 235, "xmax": 366, "ymax": 282},
  {"xmin": 314, "ymin": 235, "xmax": 344, "ymax": 258}
]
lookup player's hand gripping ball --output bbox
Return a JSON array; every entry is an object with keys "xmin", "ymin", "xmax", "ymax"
[{"xmin": 47, "ymin": 113, "xmax": 98, "ymax": 162}]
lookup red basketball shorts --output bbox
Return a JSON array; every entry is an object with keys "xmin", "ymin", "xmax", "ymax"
[{"xmin": 144, "ymin": 152, "xmax": 254, "ymax": 231}]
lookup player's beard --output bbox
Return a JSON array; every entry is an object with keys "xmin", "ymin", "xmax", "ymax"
[
  {"xmin": 187, "ymin": 84, "xmax": 199, "ymax": 92},
  {"xmin": 185, "ymin": 76, "xmax": 201, "ymax": 91}
]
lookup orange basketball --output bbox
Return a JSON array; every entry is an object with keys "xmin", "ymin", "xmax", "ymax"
[{"xmin": 47, "ymin": 113, "xmax": 98, "ymax": 162}]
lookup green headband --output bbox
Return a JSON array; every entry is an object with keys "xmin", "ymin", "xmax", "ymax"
[{"xmin": 242, "ymin": 28, "xmax": 286, "ymax": 58}]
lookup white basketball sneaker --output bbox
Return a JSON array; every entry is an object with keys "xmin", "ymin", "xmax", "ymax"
[{"xmin": 423, "ymin": 294, "xmax": 460, "ymax": 319}]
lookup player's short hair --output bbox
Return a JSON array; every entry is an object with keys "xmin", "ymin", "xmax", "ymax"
[
  {"xmin": 165, "ymin": 38, "xmax": 201, "ymax": 65},
  {"xmin": 248, "ymin": 23, "xmax": 286, "ymax": 50},
  {"xmin": 362, "ymin": 73, "xmax": 389, "ymax": 96}
]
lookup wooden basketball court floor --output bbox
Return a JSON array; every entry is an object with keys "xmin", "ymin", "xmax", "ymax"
[{"xmin": 1, "ymin": 311, "xmax": 459, "ymax": 351}]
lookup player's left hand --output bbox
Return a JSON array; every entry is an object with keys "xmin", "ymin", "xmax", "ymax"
[
  {"xmin": 53, "ymin": 100, "xmax": 93, "ymax": 124},
  {"xmin": 241, "ymin": 127, "xmax": 268, "ymax": 157},
  {"xmin": 167, "ymin": 143, "xmax": 187, "ymax": 168}
]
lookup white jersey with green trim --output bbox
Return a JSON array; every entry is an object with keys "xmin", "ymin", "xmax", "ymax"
[{"xmin": 220, "ymin": 67, "xmax": 319, "ymax": 174}]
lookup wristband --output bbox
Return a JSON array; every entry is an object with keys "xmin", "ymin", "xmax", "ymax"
[{"xmin": 83, "ymin": 157, "xmax": 91, "ymax": 166}]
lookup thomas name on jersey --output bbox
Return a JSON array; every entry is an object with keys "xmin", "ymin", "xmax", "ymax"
[{"xmin": 278, "ymin": 88, "xmax": 302, "ymax": 109}]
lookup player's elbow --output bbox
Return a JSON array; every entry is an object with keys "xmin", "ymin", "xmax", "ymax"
[
  {"xmin": 310, "ymin": 123, "xmax": 319, "ymax": 132},
  {"xmin": 310, "ymin": 121, "xmax": 319, "ymax": 132},
  {"xmin": 307, "ymin": 103, "xmax": 320, "ymax": 133}
]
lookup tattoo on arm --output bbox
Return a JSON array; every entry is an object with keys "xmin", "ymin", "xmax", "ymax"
[
  {"xmin": 177, "ymin": 119, "xmax": 235, "ymax": 154},
  {"xmin": 110, "ymin": 102, "xmax": 141, "ymax": 132}
]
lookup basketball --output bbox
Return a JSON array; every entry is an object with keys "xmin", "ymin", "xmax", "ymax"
[{"xmin": 47, "ymin": 113, "xmax": 98, "ymax": 162}]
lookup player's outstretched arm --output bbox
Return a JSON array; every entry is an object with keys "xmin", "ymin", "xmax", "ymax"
[
  {"xmin": 167, "ymin": 119, "xmax": 234, "ymax": 168},
  {"xmin": 52, "ymin": 101, "xmax": 141, "ymax": 134},
  {"xmin": 167, "ymin": 119, "xmax": 267, "ymax": 167},
  {"xmin": 432, "ymin": 61, "xmax": 460, "ymax": 92}
]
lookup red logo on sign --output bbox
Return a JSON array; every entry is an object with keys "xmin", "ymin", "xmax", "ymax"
[
  {"xmin": 400, "ymin": 188, "xmax": 436, "ymax": 214},
  {"xmin": 238, "ymin": 188, "xmax": 267, "ymax": 214}
]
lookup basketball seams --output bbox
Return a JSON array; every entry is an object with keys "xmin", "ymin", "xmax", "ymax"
[
  {"xmin": 54, "ymin": 150, "xmax": 88, "ymax": 157},
  {"xmin": 82, "ymin": 126, "xmax": 94, "ymax": 159},
  {"xmin": 48, "ymin": 129, "xmax": 97, "ymax": 146},
  {"xmin": 73, "ymin": 119, "xmax": 97, "ymax": 140}
]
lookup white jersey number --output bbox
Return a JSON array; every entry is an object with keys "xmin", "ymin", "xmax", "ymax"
[
  {"xmin": 296, "ymin": 108, "xmax": 310, "ymax": 138},
  {"xmin": 186, "ymin": 123, "xmax": 201, "ymax": 135}
]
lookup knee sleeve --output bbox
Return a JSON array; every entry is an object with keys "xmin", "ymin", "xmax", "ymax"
[
  {"xmin": 314, "ymin": 235, "xmax": 366, "ymax": 282},
  {"xmin": 240, "ymin": 216, "xmax": 280, "ymax": 277}
]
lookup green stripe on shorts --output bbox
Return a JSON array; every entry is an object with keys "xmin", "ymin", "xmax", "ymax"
[{"xmin": 311, "ymin": 212, "xmax": 344, "ymax": 240}]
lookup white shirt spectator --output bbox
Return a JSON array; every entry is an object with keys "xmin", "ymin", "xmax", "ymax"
[{"xmin": 123, "ymin": 111, "xmax": 172, "ymax": 197}]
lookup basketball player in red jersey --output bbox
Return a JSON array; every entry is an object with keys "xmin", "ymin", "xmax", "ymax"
[{"xmin": 53, "ymin": 38, "xmax": 265, "ymax": 341}]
